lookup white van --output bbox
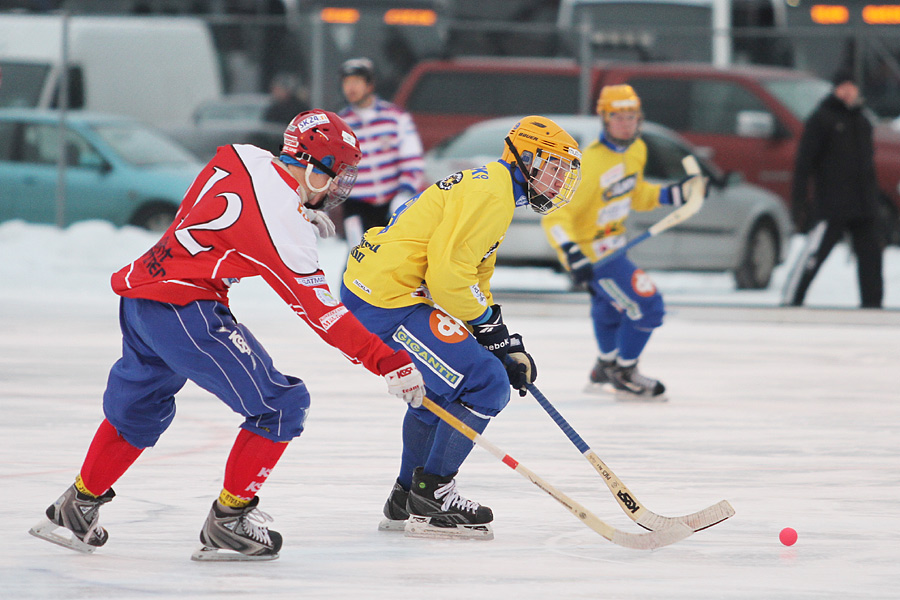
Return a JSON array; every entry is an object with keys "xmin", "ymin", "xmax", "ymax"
[{"xmin": 0, "ymin": 14, "xmax": 223, "ymax": 128}]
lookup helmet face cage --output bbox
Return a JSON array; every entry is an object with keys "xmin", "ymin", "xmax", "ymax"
[
  {"xmin": 282, "ymin": 110, "xmax": 361, "ymax": 208},
  {"xmin": 502, "ymin": 117, "xmax": 582, "ymax": 215},
  {"xmin": 525, "ymin": 148, "xmax": 581, "ymax": 215},
  {"xmin": 323, "ymin": 162, "xmax": 359, "ymax": 209}
]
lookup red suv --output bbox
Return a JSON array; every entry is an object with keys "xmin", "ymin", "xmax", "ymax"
[{"xmin": 394, "ymin": 58, "xmax": 900, "ymax": 238}]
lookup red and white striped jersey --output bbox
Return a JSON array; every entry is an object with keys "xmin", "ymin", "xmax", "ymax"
[
  {"xmin": 111, "ymin": 144, "xmax": 395, "ymax": 374},
  {"xmin": 338, "ymin": 98, "xmax": 425, "ymax": 206}
]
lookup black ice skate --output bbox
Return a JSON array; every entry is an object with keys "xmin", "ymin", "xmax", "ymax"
[
  {"xmin": 605, "ymin": 362, "xmax": 668, "ymax": 402},
  {"xmin": 29, "ymin": 484, "xmax": 116, "ymax": 554},
  {"xmin": 192, "ymin": 496, "xmax": 283, "ymax": 561},
  {"xmin": 404, "ymin": 467, "xmax": 493, "ymax": 540},
  {"xmin": 378, "ymin": 481, "xmax": 409, "ymax": 532},
  {"xmin": 583, "ymin": 358, "xmax": 615, "ymax": 394}
]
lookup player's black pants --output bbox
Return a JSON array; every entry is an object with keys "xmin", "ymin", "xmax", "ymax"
[
  {"xmin": 343, "ymin": 200, "xmax": 391, "ymax": 247},
  {"xmin": 782, "ymin": 218, "xmax": 884, "ymax": 308}
]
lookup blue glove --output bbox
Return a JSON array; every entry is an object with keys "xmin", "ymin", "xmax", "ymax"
[{"xmin": 561, "ymin": 242, "xmax": 593, "ymax": 285}]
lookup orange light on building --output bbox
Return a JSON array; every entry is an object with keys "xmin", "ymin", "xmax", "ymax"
[
  {"xmin": 863, "ymin": 4, "xmax": 900, "ymax": 23},
  {"xmin": 383, "ymin": 9, "xmax": 437, "ymax": 26},
  {"xmin": 320, "ymin": 7, "xmax": 360, "ymax": 24},
  {"xmin": 810, "ymin": 4, "xmax": 850, "ymax": 23}
]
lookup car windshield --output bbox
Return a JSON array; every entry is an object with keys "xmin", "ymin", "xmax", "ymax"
[
  {"xmin": 0, "ymin": 61, "xmax": 51, "ymax": 108},
  {"xmin": 92, "ymin": 123, "xmax": 198, "ymax": 167},
  {"xmin": 762, "ymin": 77, "xmax": 832, "ymax": 121}
]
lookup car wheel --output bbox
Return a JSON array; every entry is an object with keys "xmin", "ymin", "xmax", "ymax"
[
  {"xmin": 131, "ymin": 201, "xmax": 177, "ymax": 232},
  {"xmin": 734, "ymin": 220, "xmax": 779, "ymax": 290}
]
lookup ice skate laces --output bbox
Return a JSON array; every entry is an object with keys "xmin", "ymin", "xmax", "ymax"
[
  {"xmin": 239, "ymin": 506, "xmax": 274, "ymax": 546},
  {"xmin": 433, "ymin": 479, "xmax": 480, "ymax": 514}
]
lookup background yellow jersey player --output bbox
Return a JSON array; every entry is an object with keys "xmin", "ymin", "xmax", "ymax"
[
  {"xmin": 542, "ymin": 85, "xmax": 703, "ymax": 401},
  {"xmin": 341, "ymin": 116, "xmax": 581, "ymax": 540}
]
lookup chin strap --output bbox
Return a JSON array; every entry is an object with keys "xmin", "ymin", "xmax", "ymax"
[{"xmin": 503, "ymin": 136, "xmax": 535, "ymax": 194}]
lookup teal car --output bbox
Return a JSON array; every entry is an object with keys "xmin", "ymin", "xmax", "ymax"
[{"xmin": 0, "ymin": 109, "xmax": 202, "ymax": 231}]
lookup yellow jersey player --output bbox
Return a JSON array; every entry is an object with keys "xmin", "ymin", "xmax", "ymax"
[
  {"xmin": 341, "ymin": 116, "xmax": 581, "ymax": 539},
  {"xmin": 542, "ymin": 85, "xmax": 703, "ymax": 401}
]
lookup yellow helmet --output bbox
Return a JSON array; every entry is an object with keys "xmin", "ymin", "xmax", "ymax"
[
  {"xmin": 596, "ymin": 84, "xmax": 643, "ymax": 147},
  {"xmin": 596, "ymin": 84, "xmax": 642, "ymax": 115},
  {"xmin": 501, "ymin": 116, "xmax": 582, "ymax": 215}
]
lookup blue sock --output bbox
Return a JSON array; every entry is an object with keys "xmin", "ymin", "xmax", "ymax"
[
  {"xmin": 423, "ymin": 401, "xmax": 489, "ymax": 478},
  {"xmin": 398, "ymin": 410, "xmax": 436, "ymax": 490}
]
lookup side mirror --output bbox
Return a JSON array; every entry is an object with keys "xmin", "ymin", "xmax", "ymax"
[{"xmin": 736, "ymin": 110, "xmax": 775, "ymax": 138}]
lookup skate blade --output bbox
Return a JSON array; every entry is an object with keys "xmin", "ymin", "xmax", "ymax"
[
  {"xmin": 28, "ymin": 518, "xmax": 98, "ymax": 554},
  {"xmin": 378, "ymin": 517, "xmax": 407, "ymax": 532},
  {"xmin": 582, "ymin": 381, "xmax": 615, "ymax": 395},
  {"xmin": 403, "ymin": 515, "xmax": 494, "ymax": 541},
  {"xmin": 191, "ymin": 545, "xmax": 279, "ymax": 562},
  {"xmin": 613, "ymin": 389, "xmax": 669, "ymax": 403}
]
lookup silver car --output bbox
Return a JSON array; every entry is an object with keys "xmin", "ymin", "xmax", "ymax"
[{"xmin": 424, "ymin": 115, "xmax": 793, "ymax": 289}]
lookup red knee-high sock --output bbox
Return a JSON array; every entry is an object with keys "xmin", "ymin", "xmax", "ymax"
[
  {"xmin": 78, "ymin": 419, "xmax": 144, "ymax": 497},
  {"xmin": 219, "ymin": 428, "xmax": 288, "ymax": 508}
]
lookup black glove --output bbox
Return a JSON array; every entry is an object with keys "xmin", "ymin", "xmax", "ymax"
[
  {"xmin": 505, "ymin": 334, "xmax": 537, "ymax": 397},
  {"xmin": 665, "ymin": 174, "xmax": 705, "ymax": 206},
  {"xmin": 470, "ymin": 304, "xmax": 510, "ymax": 358},
  {"xmin": 561, "ymin": 242, "xmax": 593, "ymax": 285}
]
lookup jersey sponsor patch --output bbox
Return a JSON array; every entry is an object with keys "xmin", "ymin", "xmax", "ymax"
[
  {"xmin": 352, "ymin": 279, "xmax": 372, "ymax": 295},
  {"xmin": 297, "ymin": 274, "xmax": 327, "ymax": 287},
  {"xmin": 631, "ymin": 269, "xmax": 657, "ymax": 298},
  {"xmin": 600, "ymin": 163, "xmax": 626, "ymax": 188},
  {"xmin": 429, "ymin": 310, "xmax": 468, "ymax": 344},
  {"xmin": 470, "ymin": 283, "xmax": 487, "ymax": 306},
  {"xmin": 393, "ymin": 326, "xmax": 463, "ymax": 388},
  {"xmin": 315, "ymin": 288, "xmax": 341, "ymax": 307},
  {"xmin": 603, "ymin": 174, "xmax": 637, "ymax": 201},
  {"xmin": 481, "ymin": 240, "xmax": 501, "ymax": 263},
  {"xmin": 319, "ymin": 306, "xmax": 348, "ymax": 330}
]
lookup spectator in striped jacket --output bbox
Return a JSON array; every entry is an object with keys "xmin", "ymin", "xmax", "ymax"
[{"xmin": 338, "ymin": 57, "xmax": 426, "ymax": 247}]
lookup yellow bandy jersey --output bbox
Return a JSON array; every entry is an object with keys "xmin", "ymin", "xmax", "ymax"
[
  {"xmin": 542, "ymin": 137, "xmax": 662, "ymax": 263},
  {"xmin": 343, "ymin": 162, "xmax": 515, "ymax": 322}
]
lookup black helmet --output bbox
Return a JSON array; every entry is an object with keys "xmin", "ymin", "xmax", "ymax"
[{"xmin": 340, "ymin": 58, "xmax": 375, "ymax": 84}]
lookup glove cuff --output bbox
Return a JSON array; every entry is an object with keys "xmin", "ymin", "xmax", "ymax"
[{"xmin": 377, "ymin": 349, "xmax": 413, "ymax": 375}]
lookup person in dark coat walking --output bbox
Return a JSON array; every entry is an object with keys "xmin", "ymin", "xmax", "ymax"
[{"xmin": 782, "ymin": 67, "xmax": 884, "ymax": 308}]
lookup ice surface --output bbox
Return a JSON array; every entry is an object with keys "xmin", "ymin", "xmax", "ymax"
[{"xmin": 2, "ymin": 221, "xmax": 899, "ymax": 599}]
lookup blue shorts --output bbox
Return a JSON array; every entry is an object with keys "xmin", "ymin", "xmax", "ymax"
[
  {"xmin": 590, "ymin": 254, "xmax": 665, "ymax": 329},
  {"xmin": 340, "ymin": 285, "xmax": 510, "ymax": 424},
  {"xmin": 102, "ymin": 298, "xmax": 309, "ymax": 448}
]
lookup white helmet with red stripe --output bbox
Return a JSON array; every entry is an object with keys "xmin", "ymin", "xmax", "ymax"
[{"xmin": 281, "ymin": 109, "xmax": 361, "ymax": 208}]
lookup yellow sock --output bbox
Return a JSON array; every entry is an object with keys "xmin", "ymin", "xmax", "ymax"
[
  {"xmin": 74, "ymin": 474, "xmax": 98, "ymax": 498},
  {"xmin": 218, "ymin": 488, "xmax": 251, "ymax": 509}
]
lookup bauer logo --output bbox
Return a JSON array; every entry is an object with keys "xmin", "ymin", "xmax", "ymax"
[
  {"xmin": 393, "ymin": 326, "xmax": 462, "ymax": 388},
  {"xmin": 296, "ymin": 274, "xmax": 327, "ymax": 287}
]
